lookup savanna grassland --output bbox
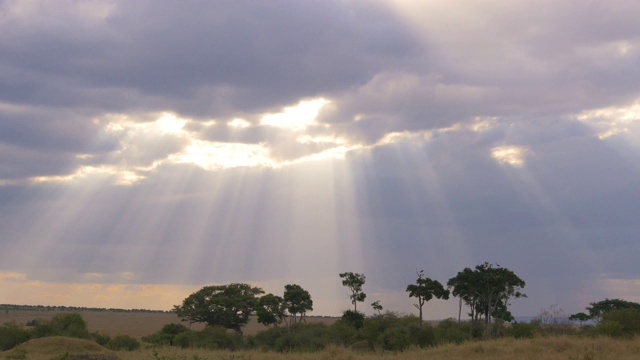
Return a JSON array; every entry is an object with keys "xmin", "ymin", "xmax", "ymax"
[
  {"xmin": 3, "ymin": 335, "xmax": 640, "ymax": 360},
  {"xmin": 0, "ymin": 308, "xmax": 336, "ymax": 338}
]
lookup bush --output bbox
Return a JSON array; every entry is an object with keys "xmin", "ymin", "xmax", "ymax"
[
  {"xmin": 252, "ymin": 323, "xmax": 335, "ymax": 352},
  {"xmin": 600, "ymin": 308, "xmax": 640, "ymax": 337},
  {"xmin": 0, "ymin": 321, "xmax": 31, "ymax": 351},
  {"xmin": 407, "ymin": 324, "xmax": 436, "ymax": 348},
  {"xmin": 436, "ymin": 318, "xmax": 472, "ymax": 344},
  {"xmin": 146, "ymin": 325, "xmax": 243, "ymax": 350},
  {"xmin": 92, "ymin": 332, "xmax": 111, "ymax": 346},
  {"xmin": 32, "ymin": 313, "xmax": 91, "ymax": 339},
  {"xmin": 341, "ymin": 310, "xmax": 365, "ymax": 330},
  {"xmin": 193, "ymin": 325, "xmax": 243, "ymax": 350},
  {"xmin": 107, "ymin": 334, "xmax": 140, "ymax": 350},
  {"xmin": 327, "ymin": 321, "xmax": 359, "ymax": 347},
  {"xmin": 597, "ymin": 320, "xmax": 625, "ymax": 338},
  {"xmin": 142, "ymin": 323, "xmax": 190, "ymax": 345},
  {"xmin": 508, "ymin": 322, "xmax": 537, "ymax": 339},
  {"xmin": 383, "ymin": 327, "xmax": 411, "ymax": 351}
]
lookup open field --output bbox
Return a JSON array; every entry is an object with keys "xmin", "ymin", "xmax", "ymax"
[
  {"xmin": 3, "ymin": 335, "xmax": 640, "ymax": 360},
  {"xmin": 0, "ymin": 309, "xmax": 336, "ymax": 338}
]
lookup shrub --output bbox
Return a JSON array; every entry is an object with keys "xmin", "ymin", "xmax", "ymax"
[
  {"xmin": 107, "ymin": 334, "xmax": 140, "ymax": 350},
  {"xmin": 341, "ymin": 310, "xmax": 365, "ymax": 330},
  {"xmin": 508, "ymin": 322, "xmax": 537, "ymax": 339},
  {"xmin": 142, "ymin": 323, "xmax": 190, "ymax": 345},
  {"xmin": 327, "ymin": 321, "xmax": 359, "ymax": 347},
  {"xmin": 435, "ymin": 318, "xmax": 472, "ymax": 344},
  {"xmin": 192, "ymin": 325, "xmax": 243, "ymax": 350},
  {"xmin": 382, "ymin": 327, "xmax": 411, "ymax": 351},
  {"xmin": 32, "ymin": 313, "xmax": 91, "ymax": 339},
  {"xmin": 0, "ymin": 321, "xmax": 31, "ymax": 351},
  {"xmin": 600, "ymin": 308, "xmax": 640, "ymax": 337},
  {"xmin": 252, "ymin": 323, "xmax": 335, "ymax": 352},
  {"xmin": 92, "ymin": 332, "xmax": 111, "ymax": 346},
  {"xmin": 407, "ymin": 324, "xmax": 436, "ymax": 348},
  {"xmin": 597, "ymin": 320, "xmax": 624, "ymax": 338}
]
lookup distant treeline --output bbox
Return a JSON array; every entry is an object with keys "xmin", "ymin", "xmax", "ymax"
[{"xmin": 0, "ymin": 304, "xmax": 171, "ymax": 313}]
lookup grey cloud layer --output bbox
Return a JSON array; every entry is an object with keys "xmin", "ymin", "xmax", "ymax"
[{"xmin": 1, "ymin": 0, "xmax": 640, "ymax": 314}]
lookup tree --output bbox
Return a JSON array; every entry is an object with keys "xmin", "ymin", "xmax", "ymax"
[
  {"xmin": 406, "ymin": 270, "xmax": 450, "ymax": 325},
  {"xmin": 174, "ymin": 283, "xmax": 264, "ymax": 333},
  {"xmin": 568, "ymin": 312, "xmax": 591, "ymax": 328},
  {"xmin": 255, "ymin": 293, "xmax": 286, "ymax": 327},
  {"xmin": 339, "ymin": 272, "xmax": 366, "ymax": 311},
  {"xmin": 447, "ymin": 262, "xmax": 526, "ymax": 337},
  {"xmin": 371, "ymin": 300, "xmax": 383, "ymax": 314},
  {"xmin": 474, "ymin": 262, "xmax": 526, "ymax": 330},
  {"xmin": 447, "ymin": 267, "xmax": 478, "ymax": 323},
  {"xmin": 283, "ymin": 284, "xmax": 313, "ymax": 326},
  {"xmin": 586, "ymin": 299, "xmax": 640, "ymax": 323}
]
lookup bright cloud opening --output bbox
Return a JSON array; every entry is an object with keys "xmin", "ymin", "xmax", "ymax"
[
  {"xmin": 576, "ymin": 101, "xmax": 640, "ymax": 139},
  {"xmin": 260, "ymin": 98, "xmax": 330, "ymax": 130},
  {"xmin": 491, "ymin": 145, "xmax": 528, "ymax": 167},
  {"xmin": 169, "ymin": 140, "xmax": 273, "ymax": 170},
  {"xmin": 227, "ymin": 118, "xmax": 251, "ymax": 128}
]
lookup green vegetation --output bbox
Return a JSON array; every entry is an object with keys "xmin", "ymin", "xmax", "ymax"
[
  {"xmin": 4, "ymin": 264, "xmax": 640, "ymax": 359},
  {"xmin": 406, "ymin": 270, "xmax": 449, "ymax": 325},
  {"xmin": 173, "ymin": 283, "xmax": 264, "ymax": 333},
  {"xmin": 447, "ymin": 262, "xmax": 526, "ymax": 337},
  {"xmin": 339, "ymin": 272, "xmax": 366, "ymax": 312},
  {"xmin": 0, "ymin": 322, "xmax": 30, "ymax": 351}
]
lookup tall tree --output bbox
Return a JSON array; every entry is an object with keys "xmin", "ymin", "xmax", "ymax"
[
  {"xmin": 406, "ymin": 270, "xmax": 450, "ymax": 325},
  {"xmin": 447, "ymin": 263, "xmax": 526, "ymax": 337},
  {"xmin": 283, "ymin": 284, "xmax": 313, "ymax": 326},
  {"xmin": 473, "ymin": 262, "xmax": 526, "ymax": 330},
  {"xmin": 447, "ymin": 267, "xmax": 480, "ymax": 322},
  {"xmin": 174, "ymin": 283, "xmax": 264, "ymax": 333},
  {"xmin": 339, "ymin": 272, "xmax": 366, "ymax": 311}
]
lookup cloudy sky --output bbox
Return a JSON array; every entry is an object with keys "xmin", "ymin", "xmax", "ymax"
[{"xmin": 1, "ymin": 0, "xmax": 640, "ymax": 319}]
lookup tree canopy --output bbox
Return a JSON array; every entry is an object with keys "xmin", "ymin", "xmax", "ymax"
[
  {"xmin": 339, "ymin": 272, "xmax": 366, "ymax": 311},
  {"xmin": 255, "ymin": 293, "xmax": 286, "ymax": 327},
  {"xmin": 174, "ymin": 283, "xmax": 264, "ymax": 333},
  {"xmin": 284, "ymin": 284, "xmax": 313, "ymax": 325},
  {"xmin": 447, "ymin": 262, "xmax": 525, "ymax": 335},
  {"xmin": 586, "ymin": 298, "xmax": 640, "ymax": 322},
  {"xmin": 406, "ymin": 270, "xmax": 449, "ymax": 325}
]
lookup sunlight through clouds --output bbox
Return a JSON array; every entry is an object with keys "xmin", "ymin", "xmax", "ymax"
[
  {"xmin": 260, "ymin": 98, "xmax": 330, "ymax": 130},
  {"xmin": 576, "ymin": 100, "xmax": 640, "ymax": 139},
  {"xmin": 491, "ymin": 145, "xmax": 529, "ymax": 167},
  {"xmin": 3, "ymin": 0, "xmax": 640, "ymax": 319},
  {"xmin": 169, "ymin": 140, "xmax": 273, "ymax": 170}
]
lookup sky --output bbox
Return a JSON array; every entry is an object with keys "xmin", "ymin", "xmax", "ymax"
[{"xmin": 1, "ymin": 0, "xmax": 640, "ymax": 320}]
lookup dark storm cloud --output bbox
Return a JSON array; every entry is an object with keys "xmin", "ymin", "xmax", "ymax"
[
  {"xmin": 0, "ymin": 0, "xmax": 420, "ymax": 117},
  {"xmin": 1, "ymin": 0, "xmax": 640, "ymax": 315},
  {"xmin": 317, "ymin": 0, "xmax": 640, "ymax": 144}
]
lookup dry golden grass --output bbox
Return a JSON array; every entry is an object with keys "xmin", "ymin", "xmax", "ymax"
[
  {"xmin": 0, "ymin": 309, "xmax": 199, "ymax": 339},
  {"xmin": 4, "ymin": 335, "xmax": 639, "ymax": 360},
  {"xmin": 3, "ymin": 336, "xmax": 118, "ymax": 359}
]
